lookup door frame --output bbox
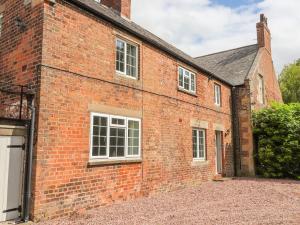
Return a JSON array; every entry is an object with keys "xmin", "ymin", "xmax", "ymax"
[{"xmin": 215, "ymin": 130, "xmax": 224, "ymax": 175}]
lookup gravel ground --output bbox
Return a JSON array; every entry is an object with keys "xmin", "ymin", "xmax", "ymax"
[{"xmin": 36, "ymin": 178, "xmax": 300, "ymax": 225}]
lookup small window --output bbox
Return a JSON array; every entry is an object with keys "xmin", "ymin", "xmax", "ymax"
[
  {"xmin": 178, "ymin": 67, "xmax": 196, "ymax": 93},
  {"xmin": 258, "ymin": 75, "xmax": 265, "ymax": 104},
  {"xmin": 116, "ymin": 38, "xmax": 138, "ymax": 79},
  {"xmin": 192, "ymin": 129, "xmax": 206, "ymax": 160},
  {"xmin": 0, "ymin": 14, "xmax": 3, "ymax": 37},
  {"xmin": 214, "ymin": 84, "xmax": 221, "ymax": 106},
  {"xmin": 90, "ymin": 113, "xmax": 141, "ymax": 159}
]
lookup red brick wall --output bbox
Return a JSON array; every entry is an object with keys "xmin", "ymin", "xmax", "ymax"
[
  {"xmin": 0, "ymin": 0, "xmax": 43, "ymax": 89},
  {"xmin": 31, "ymin": 1, "xmax": 234, "ymax": 220},
  {"xmin": 250, "ymin": 48, "xmax": 283, "ymax": 109},
  {"xmin": 237, "ymin": 40, "xmax": 282, "ymax": 176}
]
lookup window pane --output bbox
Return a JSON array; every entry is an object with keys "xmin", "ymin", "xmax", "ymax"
[
  {"xmin": 184, "ymin": 76, "xmax": 190, "ymax": 90},
  {"xmin": 128, "ymin": 120, "xmax": 140, "ymax": 156},
  {"xmin": 109, "ymin": 127, "xmax": 125, "ymax": 157},
  {"xmin": 116, "ymin": 40, "xmax": 125, "ymax": 72},
  {"xmin": 192, "ymin": 130, "xmax": 197, "ymax": 158},
  {"xmin": 179, "ymin": 68, "xmax": 184, "ymax": 87},
  {"xmin": 126, "ymin": 43, "xmax": 137, "ymax": 78},
  {"xmin": 191, "ymin": 73, "xmax": 195, "ymax": 92},
  {"xmin": 0, "ymin": 14, "xmax": 3, "ymax": 37},
  {"xmin": 215, "ymin": 85, "xmax": 221, "ymax": 105},
  {"xmin": 198, "ymin": 130, "xmax": 205, "ymax": 159},
  {"xmin": 111, "ymin": 118, "xmax": 125, "ymax": 126},
  {"xmin": 92, "ymin": 116, "xmax": 107, "ymax": 157}
]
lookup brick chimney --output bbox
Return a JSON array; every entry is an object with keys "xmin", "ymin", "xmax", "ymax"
[
  {"xmin": 101, "ymin": 0, "xmax": 131, "ymax": 19},
  {"xmin": 256, "ymin": 14, "xmax": 271, "ymax": 53}
]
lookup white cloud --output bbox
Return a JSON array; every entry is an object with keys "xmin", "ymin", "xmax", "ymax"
[{"xmin": 132, "ymin": 0, "xmax": 300, "ymax": 74}]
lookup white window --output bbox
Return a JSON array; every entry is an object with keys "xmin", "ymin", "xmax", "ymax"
[
  {"xmin": 258, "ymin": 75, "xmax": 265, "ymax": 104},
  {"xmin": 214, "ymin": 84, "xmax": 221, "ymax": 106},
  {"xmin": 90, "ymin": 113, "xmax": 141, "ymax": 159},
  {"xmin": 0, "ymin": 14, "xmax": 3, "ymax": 37},
  {"xmin": 116, "ymin": 39, "xmax": 138, "ymax": 79},
  {"xmin": 192, "ymin": 129, "xmax": 206, "ymax": 160},
  {"xmin": 178, "ymin": 67, "xmax": 196, "ymax": 93},
  {"xmin": 94, "ymin": 0, "xmax": 101, "ymax": 3}
]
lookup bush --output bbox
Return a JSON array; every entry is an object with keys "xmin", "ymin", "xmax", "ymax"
[{"xmin": 252, "ymin": 103, "xmax": 300, "ymax": 179}]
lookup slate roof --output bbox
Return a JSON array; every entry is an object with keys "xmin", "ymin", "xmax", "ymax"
[
  {"xmin": 195, "ymin": 44, "xmax": 259, "ymax": 86},
  {"xmin": 66, "ymin": 0, "xmax": 232, "ymax": 86}
]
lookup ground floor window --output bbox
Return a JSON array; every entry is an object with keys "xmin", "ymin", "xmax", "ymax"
[
  {"xmin": 90, "ymin": 113, "xmax": 141, "ymax": 159},
  {"xmin": 192, "ymin": 129, "xmax": 206, "ymax": 160}
]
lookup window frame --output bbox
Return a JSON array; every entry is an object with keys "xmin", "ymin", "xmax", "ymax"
[
  {"xmin": 258, "ymin": 75, "xmax": 265, "ymax": 104},
  {"xmin": 192, "ymin": 128, "xmax": 206, "ymax": 161},
  {"xmin": 115, "ymin": 38, "xmax": 139, "ymax": 80},
  {"xmin": 214, "ymin": 83, "xmax": 221, "ymax": 106},
  {"xmin": 89, "ymin": 112, "xmax": 141, "ymax": 160},
  {"xmin": 178, "ymin": 66, "xmax": 196, "ymax": 94}
]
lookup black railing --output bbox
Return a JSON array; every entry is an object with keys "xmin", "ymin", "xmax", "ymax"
[{"xmin": 0, "ymin": 82, "xmax": 34, "ymax": 121}]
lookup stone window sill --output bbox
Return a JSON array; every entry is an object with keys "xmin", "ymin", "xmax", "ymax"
[
  {"xmin": 88, "ymin": 158, "xmax": 142, "ymax": 166},
  {"xmin": 178, "ymin": 88, "xmax": 197, "ymax": 97}
]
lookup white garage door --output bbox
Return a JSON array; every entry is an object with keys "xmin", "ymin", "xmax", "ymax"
[{"xmin": 0, "ymin": 136, "xmax": 24, "ymax": 222}]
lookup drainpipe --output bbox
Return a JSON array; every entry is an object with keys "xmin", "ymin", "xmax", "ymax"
[
  {"xmin": 22, "ymin": 97, "xmax": 36, "ymax": 222},
  {"xmin": 231, "ymin": 87, "xmax": 239, "ymax": 177}
]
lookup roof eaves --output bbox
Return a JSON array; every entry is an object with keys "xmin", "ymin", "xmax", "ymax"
[{"xmin": 65, "ymin": 0, "xmax": 233, "ymax": 87}]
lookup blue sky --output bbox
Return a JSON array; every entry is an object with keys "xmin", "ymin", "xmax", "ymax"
[
  {"xmin": 213, "ymin": 0, "xmax": 261, "ymax": 8},
  {"xmin": 132, "ymin": 0, "xmax": 300, "ymax": 74}
]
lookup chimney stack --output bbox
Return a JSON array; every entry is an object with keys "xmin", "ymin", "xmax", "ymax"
[
  {"xmin": 101, "ymin": 0, "xmax": 131, "ymax": 19},
  {"xmin": 256, "ymin": 14, "xmax": 271, "ymax": 53}
]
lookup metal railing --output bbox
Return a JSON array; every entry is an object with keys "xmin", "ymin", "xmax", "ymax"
[{"xmin": 0, "ymin": 82, "xmax": 34, "ymax": 121}]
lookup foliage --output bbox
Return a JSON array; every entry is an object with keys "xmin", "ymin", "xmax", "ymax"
[
  {"xmin": 252, "ymin": 103, "xmax": 300, "ymax": 179},
  {"xmin": 279, "ymin": 59, "xmax": 300, "ymax": 103}
]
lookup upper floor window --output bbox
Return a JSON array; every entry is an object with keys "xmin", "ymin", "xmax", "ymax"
[
  {"xmin": 193, "ymin": 129, "xmax": 206, "ymax": 160},
  {"xmin": 116, "ymin": 38, "xmax": 138, "ymax": 79},
  {"xmin": 0, "ymin": 14, "xmax": 3, "ymax": 37},
  {"xmin": 90, "ymin": 113, "xmax": 141, "ymax": 160},
  {"xmin": 214, "ymin": 84, "xmax": 221, "ymax": 106},
  {"xmin": 178, "ymin": 67, "xmax": 196, "ymax": 93},
  {"xmin": 258, "ymin": 75, "xmax": 265, "ymax": 104}
]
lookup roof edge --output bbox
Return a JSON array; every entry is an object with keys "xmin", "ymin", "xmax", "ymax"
[
  {"xmin": 195, "ymin": 44, "xmax": 258, "ymax": 59},
  {"xmin": 65, "ymin": 0, "xmax": 233, "ymax": 87}
]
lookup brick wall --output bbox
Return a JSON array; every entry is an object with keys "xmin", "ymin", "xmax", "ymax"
[
  {"xmin": 0, "ymin": 0, "xmax": 43, "ymax": 89},
  {"xmin": 30, "ymin": 0, "xmax": 234, "ymax": 220},
  {"xmin": 237, "ymin": 43, "xmax": 283, "ymax": 176}
]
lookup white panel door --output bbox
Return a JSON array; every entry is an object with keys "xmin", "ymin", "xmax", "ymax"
[
  {"xmin": 0, "ymin": 136, "xmax": 24, "ymax": 222},
  {"xmin": 215, "ymin": 131, "xmax": 223, "ymax": 174}
]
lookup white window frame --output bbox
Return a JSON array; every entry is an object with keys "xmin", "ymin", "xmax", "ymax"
[
  {"xmin": 258, "ymin": 75, "xmax": 265, "ymax": 104},
  {"xmin": 192, "ymin": 129, "xmax": 206, "ymax": 161},
  {"xmin": 0, "ymin": 14, "xmax": 3, "ymax": 37},
  {"xmin": 178, "ymin": 66, "xmax": 196, "ymax": 93},
  {"xmin": 89, "ymin": 112, "xmax": 141, "ymax": 160},
  {"xmin": 214, "ymin": 84, "xmax": 221, "ymax": 106},
  {"xmin": 116, "ymin": 38, "xmax": 139, "ymax": 79}
]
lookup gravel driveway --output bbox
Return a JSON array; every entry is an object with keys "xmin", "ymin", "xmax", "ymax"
[{"xmin": 37, "ymin": 178, "xmax": 300, "ymax": 225}]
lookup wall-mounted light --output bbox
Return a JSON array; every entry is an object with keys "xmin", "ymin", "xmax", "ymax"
[
  {"xmin": 15, "ymin": 17, "xmax": 26, "ymax": 32},
  {"xmin": 225, "ymin": 129, "xmax": 230, "ymax": 137}
]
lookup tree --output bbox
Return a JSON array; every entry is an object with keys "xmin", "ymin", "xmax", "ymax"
[
  {"xmin": 279, "ymin": 59, "xmax": 300, "ymax": 103},
  {"xmin": 253, "ymin": 103, "xmax": 300, "ymax": 179}
]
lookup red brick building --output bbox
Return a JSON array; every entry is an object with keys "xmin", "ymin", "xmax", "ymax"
[{"xmin": 0, "ymin": 0, "xmax": 281, "ymax": 222}]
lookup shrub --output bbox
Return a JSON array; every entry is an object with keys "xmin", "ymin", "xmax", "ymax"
[{"xmin": 252, "ymin": 103, "xmax": 300, "ymax": 179}]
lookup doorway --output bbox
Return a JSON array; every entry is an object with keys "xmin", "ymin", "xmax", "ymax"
[
  {"xmin": 215, "ymin": 131, "xmax": 223, "ymax": 174},
  {"xmin": 0, "ymin": 136, "xmax": 24, "ymax": 222}
]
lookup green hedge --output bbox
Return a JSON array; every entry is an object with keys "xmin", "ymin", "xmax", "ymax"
[{"xmin": 252, "ymin": 103, "xmax": 300, "ymax": 180}]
